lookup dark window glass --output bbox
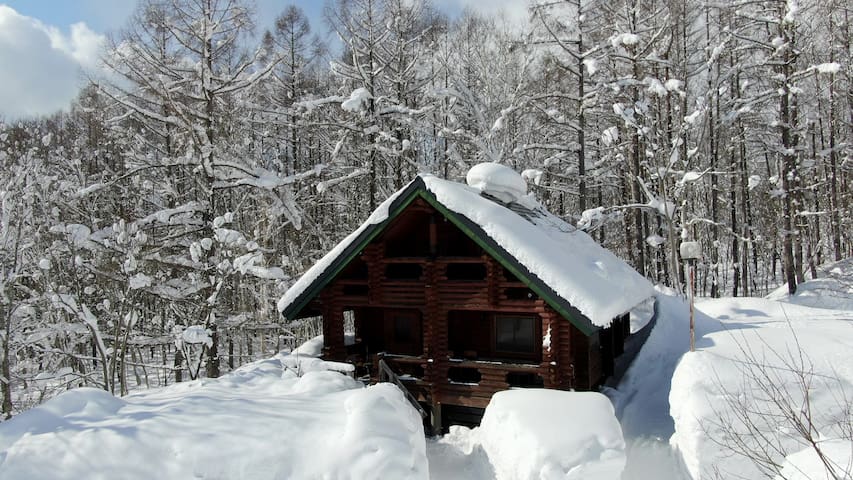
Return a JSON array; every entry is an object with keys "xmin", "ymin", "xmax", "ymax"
[
  {"xmin": 495, "ymin": 316, "xmax": 536, "ymax": 353},
  {"xmin": 446, "ymin": 263, "xmax": 486, "ymax": 280},
  {"xmin": 385, "ymin": 263, "xmax": 422, "ymax": 280},
  {"xmin": 448, "ymin": 367, "xmax": 481, "ymax": 383},
  {"xmin": 394, "ymin": 315, "xmax": 414, "ymax": 342}
]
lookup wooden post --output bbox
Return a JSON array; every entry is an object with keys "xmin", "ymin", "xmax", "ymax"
[
  {"xmin": 431, "ymin": 402, "xmax": 442, "ymax": 435},
  {"xmin": 680, "ymin": 241, "xmax": 701, "ymax": 353},
  {"xmin": 540, "ymin": 302, "xmax": 558, "ymax": 389},
  {"xmin": 485, "ymin": 255, "xmax": 499, "ymax": 306},
  {"xmin": 552, "ymin": 306, "xmax": 574, "ymax": 390},
  {"xmin": 423, "ymin": 259, "xmax": 446, "ymax": 409},
  {"xmin": 320, "ymin": 287, "xmax": 346, "ymax": 361},
  {"xmin": 689, "ymin": 261, "xmax": 695, "ymax": 352},
  {"xmin": 364, "ymin": 244, "xmax": 382, "ymax": 305}
]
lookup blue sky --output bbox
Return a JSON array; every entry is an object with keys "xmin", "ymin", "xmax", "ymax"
[
  {"xmin": 2, "ymin": 0, "xmax": 526, "ymax": 39},
  {"xmin": 0, "ymin": 0, "xmax": 527, "ymax": 120},
  {"xmin": 2, "ymin": 1, "xmax": 329, "ymax": 41}
]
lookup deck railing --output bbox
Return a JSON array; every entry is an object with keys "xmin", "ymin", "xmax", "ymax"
[{"xmin": 377, "ymin": 357, "xmax": 428, "ymax": 418}]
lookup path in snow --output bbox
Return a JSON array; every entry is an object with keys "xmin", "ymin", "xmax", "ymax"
[
  {"xmin": 426, "ymin": 427, "xmax": 495, "ymax": 480},
  {"xmin": 606, "ymin": 291, "xmax": 713, "ymax": 480}
]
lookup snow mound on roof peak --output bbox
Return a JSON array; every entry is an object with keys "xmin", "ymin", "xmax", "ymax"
[{"xmin": 466, "ymin": 162, "xmax": 527, "ymax": 203}]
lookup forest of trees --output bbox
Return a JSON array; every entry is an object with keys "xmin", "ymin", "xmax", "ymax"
[{"xmin": 1, "ymin": 0, "xmax": 850, "ymax": 416}]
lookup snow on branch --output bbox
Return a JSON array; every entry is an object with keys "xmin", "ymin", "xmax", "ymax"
[{"xmin": 316, "ymin": 169, "xmax": 368, "ymax": 194}]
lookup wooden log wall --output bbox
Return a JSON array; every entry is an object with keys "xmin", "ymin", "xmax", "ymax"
[
  {"xmin": 439, "ymin": 360, "xmax": 550, "ymax": 408},
  {"xmin": 364, "ymin": 243, "xmax": 382, "ymax": 305}
]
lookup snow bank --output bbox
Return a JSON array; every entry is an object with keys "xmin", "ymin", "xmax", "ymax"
[
  {"xmin": 606, "ymin": 290, "xmax": 724, "ymax": 479},
  {"xmin": 0, "ymin": 351, "xmax": 428, "ymax": 480},
  {"xmin": 767, "ymin": 257, "xmax": 853, "ymax": 311},
  {"xmin": 669, "ymin": 297, "xmax": 853, "ymax": 480},
  {"xmin": 427, "ymin": 426, "xmax": 495, "ymax": 480},
  {"xmin": 628, "ymin": 296, "xmax": 656, "ymax": 333},
  {"xmin": 478, "ymin": 389, "xmax": 626, "ymax": 480},
  {"xmin": 777, "ymin": 440, "xmax": 852, "ymax": 480},
  {"xmin": 331, "ymin": 383, "xmax": 428, "ymax": 479}
]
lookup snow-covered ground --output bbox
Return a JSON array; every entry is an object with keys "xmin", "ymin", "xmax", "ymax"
[
  {"xmin": 671, "ymin": 297, "xmax": 853, "ymax": 479},
  {"xmin": 767, "ymin": 257, "xmax": 853, "ymax": 311},
  {"xmin": 613, "ymin": 259, "xmax": 853, "ymax": 480},
  {"xmin": 0, "ymin": 352, "xmax": 428, "ymax": 480},
  {"xmin": 2, "ymin": 263, "xmax": 852, "ymax": 479}
]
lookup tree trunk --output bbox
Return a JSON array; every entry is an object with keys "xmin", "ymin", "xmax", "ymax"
[
  {"xmin": 2, "ymin": 309, "xmax": 12, "ymax": 419},
  {"xmin": 206, "ymin": 324, "xmax": 220, "ymax": 378},
  {"xmin": 174, "ymin": 348, "xmax": 183, "ymax": 383}
]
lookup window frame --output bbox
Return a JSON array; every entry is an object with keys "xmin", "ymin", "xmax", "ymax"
[{"xmin": 493, "ymin": 315, "xmax": 539, "ymax": 358}]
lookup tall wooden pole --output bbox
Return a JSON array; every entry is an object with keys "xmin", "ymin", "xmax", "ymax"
[{"xmin": 689, "ymin": 261, "xmax": 695, "ymax": 352}]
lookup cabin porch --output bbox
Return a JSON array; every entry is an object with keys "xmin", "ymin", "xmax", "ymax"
[{"xmin": 314, "ymin": 303, "xmax": 626, "ymax": 433}]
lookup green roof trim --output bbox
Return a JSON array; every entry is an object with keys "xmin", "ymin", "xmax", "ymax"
[{"xmin": 281, "ymin": 177, "xmax": 599, "ymax": 336}]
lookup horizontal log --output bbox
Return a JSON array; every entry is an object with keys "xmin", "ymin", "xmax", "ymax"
[{"xmin": 437, "ymin": 394, "xmax": 492, "ymax": 409}]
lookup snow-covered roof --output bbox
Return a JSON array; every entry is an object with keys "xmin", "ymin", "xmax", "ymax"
[{"xmin": 278, "ymin": 168, "xmax": 654, "ymax": 332}]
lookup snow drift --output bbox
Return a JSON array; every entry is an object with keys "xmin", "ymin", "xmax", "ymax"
[
  {"xmin": 0, "ymin": 352, "xmax": 428, "ymax": 480},
  {"xmin": 479, "ymin": 390, "xmax": 626, "ymax": 480},
  {"xmin": 669, "ymin": 297, "xmax": 853, "ymax": 480}
]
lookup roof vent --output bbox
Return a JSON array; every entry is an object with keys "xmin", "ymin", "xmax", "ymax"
[{"xmin": 466, "ymin": 162, "xmax": 527, "ymax": 204}]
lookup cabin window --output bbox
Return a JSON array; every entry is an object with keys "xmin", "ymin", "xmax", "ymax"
[
  {"xmin": 342, "ymin": 284, "xmax": 368, "ymax": 296},
  {"xmin": 394, "ymin": 315, "xmax": 415, "ymax": 343},
  {"xmin": 383, "ymin": 211, "xmax": 430, "ymax": 257},
  {"xmin": 340, "ymin": 258, "xmax": 368, "ymax": 279},
  {"xmin": 503, "ymin": 287, "xmax": 537, "ymax": 301},
  {"xmin": 447, "ymin": 311, "xmax": 490, "ymax": 359},
  {"xmin": 448, "ymin": 367, "xmax": 481, "ymax": 384},
  {"xmin": 385, "ymin": 263, "xmax": 422, "ymax": 280},
  {"xmin": 437, "ymin": 218, "xmax": 482, "ymax": 257},
  {"xmin": 495, "ymin": 316, "xmax": 536, "ymax": 354},
  {"xmin": 506, "ymin": 372, "xmax": 545, "ymax": 388},
  {"xmin": 445, "ymin": 262, "xmax": 486, "ymax": 281}
]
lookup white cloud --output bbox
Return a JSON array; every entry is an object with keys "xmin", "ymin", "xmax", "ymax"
[{"xmin": 0, "ymin": 5, "xmax": 105, "ymax": 120}]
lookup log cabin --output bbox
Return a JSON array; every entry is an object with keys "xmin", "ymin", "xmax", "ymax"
[{"xmin": 278, "ymin": 163, "xmax": 655, "ymax": 432}]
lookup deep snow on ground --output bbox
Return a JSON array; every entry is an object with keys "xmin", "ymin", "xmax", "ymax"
[
  {"xmin": 3, "ymin": 265, "xmax": 853, "ymax": 480},
  {"xmin": 767, "ymin": 257, "xmax": 853, "ymax": 311},
  {"xmin": 671, "ymin": 297, "xmax": 853, "ymax": 480},
  {"xmin": 479, "ymin": 390, "xmax": 625, "ymax": 479},
  {"xmin": 0, "ymin": 354, "xmax": 427, "ymax": 480},
  {"xmin": 604, "ymin": 269, "xmax": 853, "ymax": 480}
]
